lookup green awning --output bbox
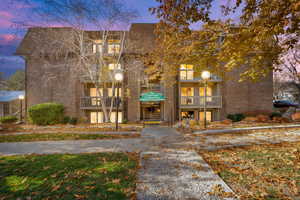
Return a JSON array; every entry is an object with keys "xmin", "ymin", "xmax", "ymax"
[{"xmin": 140, "ymin": 92, "xmax": 165, "ymax": 102}]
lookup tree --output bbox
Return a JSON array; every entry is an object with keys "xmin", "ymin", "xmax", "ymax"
[
  {"xmin": 274, "ymin": 37, "xmax": 300, "ymax": 102},
  {"xmin": 0, "ymin": 72, "xmax": 7, "ymax": 90},
  {"xmin": 149, "ymin": 0, "xmax": 299, "ymax": 81},
  {"xmin": 13, "ymin": 0, "xmax": 136, "ymax": 122},
  {"xmin": 6, "ymin": 70, "xmax": 25, "ymax": 91}
]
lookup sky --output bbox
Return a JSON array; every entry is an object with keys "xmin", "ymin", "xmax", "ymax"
[{"xmin": 0, "ymin": 0, "xmax": 238, "ymax": 78}]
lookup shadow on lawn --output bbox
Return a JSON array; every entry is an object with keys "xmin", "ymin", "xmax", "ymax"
[{"xmin": 0, "ymin": 153, "xmax": 137, "ymax": 200}]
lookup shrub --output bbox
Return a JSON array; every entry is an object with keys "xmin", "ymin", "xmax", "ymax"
[
  {"xmin": 69, "ymin": 117, "xmax": 78, "ymax": 125},
  {"xmin": 270, "ymin": 112, "xmax": 282, "ymax": 119},
  {"xmin": 0, "ymin": 116, "xmax": 18, "ymax": 124},
  {"xmin": 28, "ymin": 103, "xmax": 64, "ymax": 125},
  {"xmin": 227, "ymin": 113, "xmax": 245, "ymax": 122},
  {"xmin": 62, "ymin": 116, "xmax": 71, "ymax": 124}
]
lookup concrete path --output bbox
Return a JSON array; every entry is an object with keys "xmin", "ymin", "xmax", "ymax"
[
  {"xmin": 137, "ymin": 127, "xmax": 237, "ymax": 200},
  {"xmin": 194, "ymin": 124, "xmax": 300, "ymax": 135},
  {"xmin": 0, "ymin": 138, "xmax": 153, "ymax": 156}
]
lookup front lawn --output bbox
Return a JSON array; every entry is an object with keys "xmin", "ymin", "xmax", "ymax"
[
  {"xmin": 0, "ymin": 153, "xmax": 138, "ymax": 200},
  {"xmin": 200, "ymin": 142, "xmax": 300, "ymax": 199},
  {"xmin": 0, "ymin": 133, "xmax": 140, "ymax": 143}
]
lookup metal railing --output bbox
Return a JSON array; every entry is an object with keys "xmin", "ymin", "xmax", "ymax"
[
  {"xmin": 180, "ymin": 96, "xmax": 222, "ymax": 108},
  {"xmin": 179, "ymin": 73, "xmax": 222, "ymax": 82},
  {"xmin": 80, "ymin": 96, "xmax": 122, "ymax": 109}
]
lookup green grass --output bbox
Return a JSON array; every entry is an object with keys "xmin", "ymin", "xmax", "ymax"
[
  {"xmin": 0, "ymin": 133, "xmax": 139, "ymax": 143},
  {"xmin": 200, "ymin": 142, "xmax": 300, "ymax": 200},
  {"xmin": 0, "ymin": 153, "xmax": 138, "ymax": 200}
]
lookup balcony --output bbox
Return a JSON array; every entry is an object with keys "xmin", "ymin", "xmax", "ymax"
[
  {"xmin": 80, "ymin": 96, "xmax": 122, "ymax": 109},
  {"xmin": 180, "ymin": 96, "xmax": 222, "ymax": 108},
  {"xmin": 179, "ymin": 74, "xmax": 222, "ymax": 83}
]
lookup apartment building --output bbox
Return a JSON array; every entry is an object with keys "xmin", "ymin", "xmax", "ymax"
[{"xmin": 16, "ymin": 23, "xmax": 273, "ymax": 123}]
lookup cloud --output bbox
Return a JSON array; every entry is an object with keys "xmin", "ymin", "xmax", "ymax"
[
  {"xmin": 0, "ymin": 11, "xmax": 13, "ymax": 19},
  {"xmin": 0, "ymin": 34, "xmax": 20, "ymax": 45},
  {"xmin": 0, "ymin": 11, "xmax": 14, "ymax": 28}
]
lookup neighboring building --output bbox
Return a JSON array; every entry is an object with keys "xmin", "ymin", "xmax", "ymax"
[
  {"xmin": 0, "ymin": 91, "xmax": 24, "ymax": 117},
  {"xmin": 274, "ymin": 82, "xmax": 299, "ymax": 103},
  {"xmin": 16, "ymin": 23, "xmax": 273, "ymax": 123}
]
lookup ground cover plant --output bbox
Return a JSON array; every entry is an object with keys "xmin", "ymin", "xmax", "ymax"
[
  {"xmin": 0, "ymin": 133, "xmax": 140, "ymax": 143},
  {"xmin": 200, "ymin": 142, "xmax": 300, "ymax": 200},
  {"xmin": 0, "ymin": 153, "xmax": 138, "ymax": 200}
]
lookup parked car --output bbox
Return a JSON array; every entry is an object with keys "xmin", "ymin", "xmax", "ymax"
[{"xmin": 273, "ymin": 100, "xmax": 299, "ymax": 108}]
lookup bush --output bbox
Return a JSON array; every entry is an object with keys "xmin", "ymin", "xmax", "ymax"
[
  {"xmin": 28, "ymin": 103, "xmax": 64, "ymax": 125},
  {"xmin": 62, "ymin": 116, "xmax": 71, "ymax": 124},
  {"xmin": 0, "ymin": 116, "xmax": 18, "ymax": 124},
  {"xmin": 227, "ymin": 113, "xmax": 245, "ymax": 122},
  {"xmin": 69, "ymin": 117, "xmax": 78, "ymax": 125},
  {"xmin": 270, "ymin": 112, "xmax": 282, "ymax": 119}
]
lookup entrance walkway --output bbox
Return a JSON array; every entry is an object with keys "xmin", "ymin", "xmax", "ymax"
[{"xmin": 137, "ymin": 127, "xmax": 237, "ymax": 200}]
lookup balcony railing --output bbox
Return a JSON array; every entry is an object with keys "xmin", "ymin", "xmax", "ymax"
[
  {"xmin": 180, "ymin": 96, "xmax": 222, "ymax": 108},
  {"xmin": 179, "ymin": 74, "xmax": 222, "ymax": 82},
  {"xmin": 80, "ymin": 96, "xmax": 122, "ymax": 109}
]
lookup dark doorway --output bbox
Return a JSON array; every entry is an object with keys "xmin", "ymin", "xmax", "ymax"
[{"xmin": 141, "ymin": 103, "xmax": 161, "ymax": 120}]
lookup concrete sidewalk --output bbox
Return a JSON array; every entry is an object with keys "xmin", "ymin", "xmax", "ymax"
[
  {"xmin": 0, "ymin": 138, "xmax": 152, "ymax": 156},
  {"xmin": 137, "ymin": 127, "xmax": 237, "ymax": 200},
  {"xmin": 194, "ymin": 124, "xmax": 300, "ymax": 135}
]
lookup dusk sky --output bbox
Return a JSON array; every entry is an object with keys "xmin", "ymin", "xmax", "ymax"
[{"xmin": 0, "ymin": 0, "xmax": 236, "ymax": 78}]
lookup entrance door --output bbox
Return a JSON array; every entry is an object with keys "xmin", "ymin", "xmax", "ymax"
[{"xmin": 141, "ymin": 103, "xmax": 161, "ymax": 120}]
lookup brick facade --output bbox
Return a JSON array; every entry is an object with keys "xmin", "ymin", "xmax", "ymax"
[{"xmin": 16, "ymin": 23, "xmax": 273, "ymax": 123}]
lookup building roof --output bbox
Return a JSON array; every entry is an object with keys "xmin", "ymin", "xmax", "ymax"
[{"xmin": 0, "ymin": 91, "xmax": 25, "ymax": 102}]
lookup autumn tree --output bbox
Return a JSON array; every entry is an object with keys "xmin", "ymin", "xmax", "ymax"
[{"xmin": 149, "ymin": 0, "xmax": 299, "ymax": 81}]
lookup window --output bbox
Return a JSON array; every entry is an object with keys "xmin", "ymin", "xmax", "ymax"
[
  {"xmin": 199, "ymin": 111, "xmax": 212, "ymax": 122},
  {"xmin": 108, "ymin": 40, "xmax": 120, "ymax": 54},
  {"xmin": 181, "ymin": 87, "xmax": 194, "ymax": 104},
  {"xmin": 108, "ymin": 63, "xmax": 121, "ymax": 70},
  {"xmin": 181, "ymin": 111, "xmax": 195, "ymax": 119},
  {"xmin": 90, "ymin": 88, "xmax": 103, "ymax": 106},
  {"xmin": 90, "ymin": 111, "xmax": 122, "ymax": 123},
  {"xmin": 199, "ymin": 86, "xmax": 212, "ymax": 102},
  {"xmin": 3, "ymin": 103, "xmax": 9, "ymax": 116},
  {"xmin": 93, "ymin": 40, "xmax": 103, "ymax": 53},
  {"xmin": 90, "ymin": 88, "xmax": 103, "ymax": 96},
  {"xmin": 180, "ymin": 64, "xmax": 194, "ymax": 80},
  {"xmin": 110, "ymin": 112, "xmax": 122, "ymax": 123},
  {"xmin": 90, "ymin": 112, "xmax": 104, "ymax": 123},
  {"xmin": 108, "ymin": 88, "xmax": 122, "ymax": 97}
]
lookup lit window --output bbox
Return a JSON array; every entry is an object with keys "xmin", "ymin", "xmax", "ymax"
[
  {"xmin": 199, "ymin": 87, "xmax": 212, "ymax": 102},
  {"xmin": 108, "ymin": 40, "xmax": 121, "ymax": 54},
  {"xmin": 181, "ymin": 111, "xmax": 195, "ymax": 119},
  {"xmin": 93, "ymin": 40, "xmax": 103, "ymax": 53},
  {"xmin": 90, "ymin": 88, "xmax": 103, "ymax": 96},
  {"xmin": 108, "ymin": 88, "xmax": 122, "ymax": 97},
  {"xmin": 199, "ymin": 111, "xmax": 212, "ymax": 122},
  {"xmin": 108, "ymin": 63, "xmax": 121, "ymax": 70},
  {"xmin": 180, "ymin": 64, "xmax": 194, "ymax": 80},
  {"xmin": 90, "ymin": 112, "xmax": 104, "ymax": 123},
  {"xmin": 181, "ymin": 87, "xmax": 194, "ymax": 104},
  {"xmin": 110, "ymin": 112, "xmax": 122, "ymax": 123},
  {"xmin": 90, "ymin": 88, "xmax": 103, "ymax": 106}
]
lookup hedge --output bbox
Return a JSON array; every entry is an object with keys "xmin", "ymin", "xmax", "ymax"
[
  {"xmin": 227, "ymin": 113, "xmax": 245, "ymax": 122},
  {"xmin": 0, "ymin": 116, "xmax": 18, "ymax": 124},
  {"xmin": 28, "ymin": 103, "xmax": 64, "ymax": 125}
]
